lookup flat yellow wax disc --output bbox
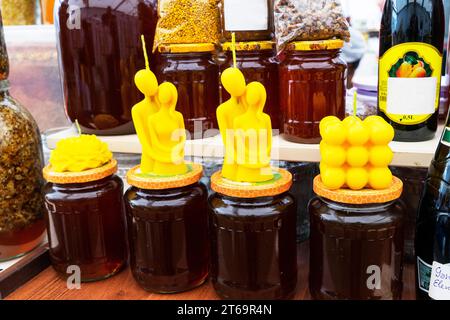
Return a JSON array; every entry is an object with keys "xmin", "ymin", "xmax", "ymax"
[
  {"xmin": 313, "ymin": 175, "xmax": 403, "ymax": 205},
  {"xmin": 43, "ymin": 159, "xmax": 118, "ymax": 184},
  {"xmin": 127, "ymin": 162, "xmax": 203, "ymax": 190},
  {"xmin": 211, "ymin": 168, "xmax": 293, "ymax": 198}
]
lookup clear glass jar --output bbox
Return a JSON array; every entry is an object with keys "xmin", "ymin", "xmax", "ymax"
[
  {"xmin": 279, "ymin": 41, "xmax": 347, "ymax": 144},
  {"xmin": 209, "ymin": 193, "xmax": 297, "ymax": 300},
  {"xmin": 0, "ymin": 16, "xmax": 46, "ymax": 262},
  {"xmin": 44, "ymin": 174, "xmax": 128, "ymax": 281},
  {"xmin": 125, "ymin": 183, "xmax": 209, "ymax": 293},
  {"xmin": 309, "ymin": 197, "xmax": 405, "ymax": 300},
  {"xmin": 55, "ymin": 0, "xmax": 158, "ymax": 135},
  {"xmin": 222, "ymin": 41, "xmax": 280, "ymax": 130},
  {"xmin": 155, "ymin": 44, "xmax": 220, "ymax": 139},
  {"xmin": 220, "ymin": 0, "xmax": 273, "ymax": 41}
]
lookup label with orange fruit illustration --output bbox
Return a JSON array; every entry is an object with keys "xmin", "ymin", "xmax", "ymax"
[{"xmin": 379, "ymin": 42, "xmax": 442, "ymax": 125}]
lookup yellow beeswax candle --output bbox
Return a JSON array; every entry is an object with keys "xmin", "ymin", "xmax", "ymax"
[
  {"xmin": 50, "ymin": 135, "xmax": 112, "ymax": 173},
  {"xmin": 319, "ymin": 115, "xmax": 395, "ymax": 190}
]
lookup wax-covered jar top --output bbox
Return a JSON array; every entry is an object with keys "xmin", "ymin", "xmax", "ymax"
[
  {"xmin": 285, "ymin": 39, "xmax": 344, "ymax": 52},
  {"xmin": 43, "ymin": 134, "xmax": 118, "ymax": 184},
  {"xmin": 316, "ymin": 115, "xmax": 403, "ymax": 204},
  {"xmin": 222, "ymin": 41, "xmax": 275, "ymax": 52},
  {"xmin": 158, "ymin": 43, "xmax": 215, "ymax": 54}
]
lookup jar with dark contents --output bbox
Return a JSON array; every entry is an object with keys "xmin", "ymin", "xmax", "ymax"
[
  {"xmin": 154, "ymin": 44, "xmax": 220, "ymax": 139},
  {"xmin": 54, "ymin": 0, "xmax": 158, "ymax": 135},
  {"xmin": 125, "ymin": 163, "xmax": 209, "ymax": 293},
  {"xmin": 309, "ymin": 176, "xmax": 405, "ymax": 300},
  {"xmin": 0, "ymin": 14, "xmax": 46, "ymax": 262},
  {"xmin": 43, "ymin": 160, "xmax": 128, "ymax": 281},
  {"xmin": 209, "ymin": 170, "xmax": 297, "ymax": 300},
  {"xmin": 279, "ymin": 40, "xmax": 347, "ymax": 144},
  {"xmin": 221, "ymin": 41, "xmax": 280, "ymax": 130}
]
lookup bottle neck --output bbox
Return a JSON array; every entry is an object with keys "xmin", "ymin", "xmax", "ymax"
[
  {"xmin": 0, "ymin": 79, "xmax": 10, "ymax": 98},
  {"xmin": 0, "ymin": 13, "xmax": 9, "ymax": 80}
]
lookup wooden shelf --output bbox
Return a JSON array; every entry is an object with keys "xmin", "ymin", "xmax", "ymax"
[
  {"xmin": 5, "ymin": 242, "xmax": 416, "ymax": 300},
  {"xmin": 46, "ymin": 126, "xmax": 444, "ymax": 168}
]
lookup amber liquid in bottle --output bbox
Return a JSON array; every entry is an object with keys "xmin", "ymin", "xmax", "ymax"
[{"xmin": 379, "ymin": 0, "xmax": 445, "ymax": 142}]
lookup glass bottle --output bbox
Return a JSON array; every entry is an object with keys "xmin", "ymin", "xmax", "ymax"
[
  {"xmin": 416, "ymin": 114, "xmax": 450, "ymax": 300},
  {"xmin": 54, "ymin": 0, "xmax": 158, "ymax": 135},
  {"xmin": 378, "ymin": 0, "xmax": 445, "ymax": 142},
  {"xmin": 0, "ymin": 11, "xmax": 46, "ymax": 262}
]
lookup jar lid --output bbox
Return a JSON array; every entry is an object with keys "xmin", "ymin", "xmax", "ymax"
[
  {"xmin": 313, "ymin": 175, "xmax": 403, "ymax": 205},
  {"xmin": 158, "ymin": 43, "xmax": 215, "ymax": 53},
  {"xmin": 211, "ymin": 168, "xmax": 292, "ymax": 198},
  {"xmin": 127, "ymin": 162, "xmax": 203, "ymax": 190},
  {"xmin": 43, "ymin": 159, "xmax": 118, "ymax": 184},
  {"xmin": 287, "ymin": 39, "xmax": 344, "ymax": 51},
  {"xmin": 222, "ymin": 41, "xmax": 275, "ymax": 52}
]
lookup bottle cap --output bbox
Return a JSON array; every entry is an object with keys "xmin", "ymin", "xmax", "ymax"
[
  {"xmin": 158, "ymin": 43, "xmax": 215, "ymax": 53},
  {"xmin": 287, "ymin": 39, "xmax": 344, "ymax": 51},
  {"xmin": 211, "ymin": 168, "xmax": 292, "ymax": 198},
  {"xmin": 313, "ymin": 175, "xmax": 403, "ymax": 205},
  {"xmin": 127, "ymin": 162, "xmax": 203, "ymax": 190},
  {"xmin": 222, "ymin": 41, "xmax": 275, "ymax": 52},
  {"xmin": 43, "ymin": 159, "xmax": 118, "ymax": 184}
]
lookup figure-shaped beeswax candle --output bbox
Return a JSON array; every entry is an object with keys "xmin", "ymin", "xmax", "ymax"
[
  {"xmin": 217, "ymin": 67, "xmax": 247, "ymax": 180},
  {"xmin": 148, "ymin": 82, "xmax": 188, "ymax": 176},
  {"xmin": 132, "ymin": 36, "xmax": 160, "ymax": 173},
  {"xmin": 234, "ymin": 82, "xmax": 273, "ymax": 183}
]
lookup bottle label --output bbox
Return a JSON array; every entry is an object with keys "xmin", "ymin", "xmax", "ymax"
[
  {"xmin": 417, "ymin": 256, "xmax": 432, "ymax": 293},
  {"xmin": 442, "ymin": 127, "xmax": 450, "ymax": 147},
  {"xmin": 379, "ymin": 42, "xmax": 443, "ymax": 125},
  {"xmin": 224, "ymin": 0, "xmax": 268, "ymax": 31},
  {"xmin": 428, "ymin": 261, "xmax": 450, "ymax": 300}
]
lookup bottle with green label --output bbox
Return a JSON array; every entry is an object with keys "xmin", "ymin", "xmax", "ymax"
[
  {"xmin": 378, "ymin": 0, "xmax": 445, "ymax": 142},
  {"xmin": 416, "ymin": 114, "xmax": 450, "ymax": 300}
]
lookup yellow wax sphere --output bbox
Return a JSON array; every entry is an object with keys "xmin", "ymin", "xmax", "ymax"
[
  {"xmin": 347, "ymin": 121, "xmax": 370, "ymax": 146},
  {"xmin": 363, "ymin": 115, "xmax": 384, "ymax": 126},
  {"xmin": 369, "ymin": 145, "xmax": 394, "ymax": 167},
  {"xmin": 368, "ymin": 120, "xmax": 395, "ymax": 145},
  {"xmin": 369, "ymin": 167, "xmax": 393, "ymax": 190},
  {"xmin": 320, "ymin": 116, "xmax": 340, "ymax": 135},
  {"xmin": 346, "ymin": 167, "xmax": 369, "ymax": 190},
  {"xmin": 320, "ymin": 142, "xmax": 346, "ymax": 167},
  {"xmin": 342, "ymin": 115, "xmax": 361, "ymax": 128},
  {"xmin": 321, "ymin": 167, "xmax": 346, "ymax": 190},
  {"xmin": 347, "ymin": 146, "xmax": 369, "ymax": 167},
  {"xmin": 319, "ymin": 162, "xmax": 327, "ymax": 174},
  {"xmin": 322, "ymin": 121, "xmax": 347, "ymax": 145}
]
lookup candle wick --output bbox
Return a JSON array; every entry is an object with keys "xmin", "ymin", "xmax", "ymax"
[
  {"xmin": 75, "ymin": 120, "xmax": 82, "ymax": 136},
  {"xmin": 141, "ymin": 35, "xmax": 150, "ymax": 71},
  {"xmin": 232, "ymin": 32, "xmax": 237, "ymax": 69}
]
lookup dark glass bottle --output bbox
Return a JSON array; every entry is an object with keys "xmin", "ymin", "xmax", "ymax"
[
  {"xmin": 55, "ymin": 0, "xmax": 157, "ymax": 135},
  {"xmin": 378, "ymin": 0, "xmax": 445, "ymax": 142},
  {"xmin": 416, "ymin": 115, "xmax": 450, "ymax": 300},
  {"xmin": 0, "ymin": 11, "xmax": 46, "ymax": 262}
]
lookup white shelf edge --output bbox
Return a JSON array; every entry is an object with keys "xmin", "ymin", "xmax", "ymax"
[{"xmin": 45, "ymin": 126, "xmax": 443, "ymax": 168}]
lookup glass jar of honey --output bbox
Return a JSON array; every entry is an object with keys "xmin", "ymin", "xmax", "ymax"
[
  {"xmin": 209, "ymin": 169, "xmax": 297, "ymax": 300},
  {"xmin": 43, "ymin": 159, "xmax": 128, "ymax": 281},
  {"xmin": 309, "ymin": 176, "xmax": 405, "ymax": 300},
  {"xmin": 279, "ymin": 40, "xmax": 347, "ymax": 144},
  {"xmin": 55, "ymin": 0, "xmax": 158, "ymax": 135},
  {"xmin": 221, "ymin": 41, "xmax": 280, "ymax": 130},
  {"xmin": 154, "ymin": 44, "xmax": 220, "ymax": 139},
  {"xmin": 125, "ymin": 163, "xmax": 209, "ymax": 293}
]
